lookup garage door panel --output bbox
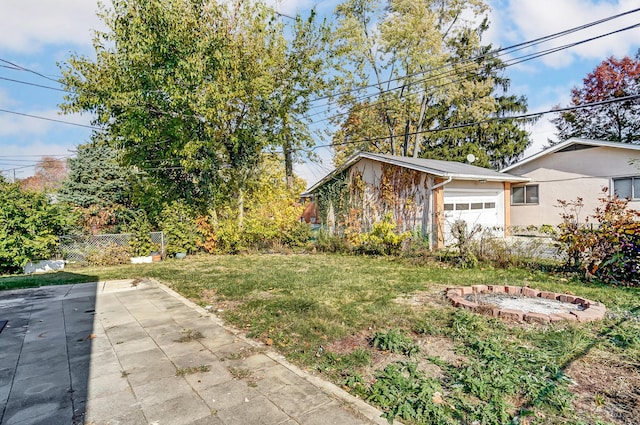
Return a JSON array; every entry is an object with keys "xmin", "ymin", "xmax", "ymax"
[{"xmin": 443, "ymin": 191, "xmax": 502, "ymax": 245}]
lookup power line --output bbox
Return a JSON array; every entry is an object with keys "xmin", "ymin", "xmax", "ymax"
[
  {"xmin": 0, "ymin": 58, "xmax": 62, "ymax": 83},
  {"xmin": 310, "ymin": 94, "xmax": 640, "ymax": 151},
  {"xmin": 309, "ymin": 7, "xmax": 640, "ymax": 105},
  {"xmin": 0, "ymin": 154, "xmax": 67, "ymax": 157},
  {"xmin": 307, "ymin": 20, "xmax": 640, "ymax": 124},
  {"xmin": 0, "ymin": 108, "xmax": 103, "ymax": 130},
  {"xmin": 0, "ymin": 76, "xmax": 70, "ymax": 92}
]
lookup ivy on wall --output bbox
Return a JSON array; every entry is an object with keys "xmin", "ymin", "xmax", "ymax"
[
  {"xmin": 313, "ymin": 162, "xmax": 429, "ymax": 236},
  {"xmin": 376, "ymin": 164, "xmax": 425, "ymax": 231},
  {"xmin": 315, "ymin": 169, "xmax": 350, "ymax": 230}
]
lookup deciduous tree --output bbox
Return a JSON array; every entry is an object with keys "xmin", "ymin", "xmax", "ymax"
[
  {"xmin": 330, "ymin": 0, "xmax": 532, "ymax": 168},
  {"xmin": 59, "ymin": 0, "xmax": 328, "ymax": 218},
  {"xmin": 19, "ymin": 157, "xmax": 68, "ymax": 193},
  {"xmin": 552, "ymin": 53, "xmax": 640, "ymax": 144}
]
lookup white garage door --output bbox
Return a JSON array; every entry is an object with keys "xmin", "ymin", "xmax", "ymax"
[{"xmin": 443, "ymin": 190, "xmax": 502, "ymax": 245}]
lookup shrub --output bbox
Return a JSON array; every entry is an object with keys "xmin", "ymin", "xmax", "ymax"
[
  {"xmin": 86, "ymin": 243, "xmax": 130, "ymax": 266},
  {"xmin": 556, "ymin": 190, "xmax": 640, "ymax": 286},
  {"xmin": 161, "ymin": 201, "xmax": 200, "ymax": 255},
  {"xmin": 314, "ymin": 230, "xmax": 352, "ymax": 253},
  {"xmin": 127, "ymin": 211, "xmax": 155, "ymax": 256},
  {"xmin": 356, "ymin": 213, "xmax": 410, "ymax": 255},
  {"xmin": 0, "ymin": 181, "xmax": 70, "ymax": 274},
  {"xmin": 213, "ymin": 218, "xmax": 243, "ymax": 254},
  {"xmin": 441, "ymin": 219, "xmax": 481, "ymax": 268}
]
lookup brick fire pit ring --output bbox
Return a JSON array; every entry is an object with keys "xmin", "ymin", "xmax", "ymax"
[{"xmin": 446, "ymin": 285, "xmax": 606, "ymax": 323}]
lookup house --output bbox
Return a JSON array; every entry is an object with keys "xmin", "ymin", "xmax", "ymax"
[
  {"xmin": 302, "ymin": 152, "xmax": 528, "ymax": 249},
  {"xmin": 501, "ymin": 138, "xmax": 640, "ymax": 226}
]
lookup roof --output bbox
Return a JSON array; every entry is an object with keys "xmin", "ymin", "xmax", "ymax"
[
  {"xmin": 501, "ymin": 138, "xmax": 640, "ymax": 173},
  {"xmin": 304, "ymin": 152, "xmax": 528, "ymax": 195}
]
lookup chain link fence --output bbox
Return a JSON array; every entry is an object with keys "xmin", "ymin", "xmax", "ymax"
[{"xmin": 59, "ymin": 232, "xmax": 165, "ymax": 263}]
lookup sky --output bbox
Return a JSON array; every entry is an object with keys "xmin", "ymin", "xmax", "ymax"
[{"xmin": 1, "ymin": 0, "xmax": 639, "ymax": 187}]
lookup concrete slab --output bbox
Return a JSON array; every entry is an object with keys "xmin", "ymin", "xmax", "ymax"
[{"xmin": 0, "ymin": 279, "xmax": 390, "ymax": 425}]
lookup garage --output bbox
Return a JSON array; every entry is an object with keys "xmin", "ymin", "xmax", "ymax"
[{"xmin": 442, "ymin": 189, "xmax": 503, "ymax": 245}]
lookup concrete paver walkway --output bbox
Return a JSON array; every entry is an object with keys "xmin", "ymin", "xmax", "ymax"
[{"xmin": 0, "ymin": 279, "xmax": 388, "ymax": 425}]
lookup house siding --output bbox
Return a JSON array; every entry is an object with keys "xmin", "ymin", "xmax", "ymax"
[
  {"xmin": 508, "ymin": 146, "xmax": 640, "ymax": 226},
  {"xmin": 352, "ymin": 158, "xmax": 430, "ymax": 233}
]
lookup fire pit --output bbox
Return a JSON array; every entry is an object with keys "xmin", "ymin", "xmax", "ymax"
[{"xmin": 446, "ymin": 285, "xmax": 606, "ymax": 323}]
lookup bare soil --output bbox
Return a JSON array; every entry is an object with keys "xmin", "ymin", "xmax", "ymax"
[{"xmin": 566, "ymin": 352, "xmax": 640, "ymax": 425}]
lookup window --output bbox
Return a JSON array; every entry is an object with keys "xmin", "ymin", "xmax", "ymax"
[
  {"xmin": 511, "ymin": 185, "xmax": 539, "ymax": 205},
  {"xmin": 614, "ymin": 176, "xmax": 640, "ymax": 199}
]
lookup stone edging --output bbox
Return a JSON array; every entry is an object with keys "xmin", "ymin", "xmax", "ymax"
[{"xmin": 445, "ymin": 285, "xmax": 606, "ymax": 323}]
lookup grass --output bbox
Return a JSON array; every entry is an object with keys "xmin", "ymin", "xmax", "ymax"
[{"xmin": 2, "ymin": 253, "xmax": 639, "ymax": 424}]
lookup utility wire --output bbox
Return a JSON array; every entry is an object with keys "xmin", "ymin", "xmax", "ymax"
[
  {"xmin": 307, "ymin": 21, "xmax": 640, "ymax": 124},
  {"xmin": 309, "ymin": 7, "xmax": 640, "ymax": 105},
  {"xmin": 0, "ymin": 58, "xmax": 62, "ymax": 83},
  {"xmin": 0, "ymin": 108, "xmax": 103, "ymax": 130},
  {"xmin": 0, "ymin": 76, "xmax": 70, "ymax": 92},
  {"xmin": 310, "ymin": 94, "xmax": 640, "ymax": 151}
]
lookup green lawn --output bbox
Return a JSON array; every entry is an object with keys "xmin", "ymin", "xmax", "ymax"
[{"xmin": 2, "ymin": 253, "xmax": 638, "ymax": 424}]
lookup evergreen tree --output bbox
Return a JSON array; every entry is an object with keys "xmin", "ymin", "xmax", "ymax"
[{"xmin": 59, "ymin": 143, "xmax": 132, "ymax": 209}]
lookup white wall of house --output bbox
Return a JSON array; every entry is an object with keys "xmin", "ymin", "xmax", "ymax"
[
  {"xmin": 507, "ymin": 146, "xmax": 640, "ymax": 226},
  {"xmin": 351, "ymin": 159, "xmax": 509, "ymax": 244}
]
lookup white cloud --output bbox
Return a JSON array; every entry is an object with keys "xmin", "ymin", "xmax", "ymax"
[
  {"xmin": 497, "ymin": 0, "xmax": 640, "ymax": 68},
  {"xmin": 0, "ymin": 0, "xmax": 104, "ymax": 52}
]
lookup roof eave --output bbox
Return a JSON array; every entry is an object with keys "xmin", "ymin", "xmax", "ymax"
[{"xmin": 501, "ymin": 137, "xmax": 640, "ymax": 173}]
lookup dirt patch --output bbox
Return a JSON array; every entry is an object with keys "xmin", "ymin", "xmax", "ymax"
[
  {"xmin": 395, "ymin": 288, "xmax": 449, "ymax": 309},
  {"xmin": 324, "ymin": 332, "xmax": 369, "ymax": 355},
  {"xmin": 566, "ymin": 353, "xmax": 640, "ymax": 425}
]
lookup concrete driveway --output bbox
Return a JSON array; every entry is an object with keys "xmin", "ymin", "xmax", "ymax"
[{"xmin": 0, "ymin": 279, "xmax": 388, "ymax": 425}]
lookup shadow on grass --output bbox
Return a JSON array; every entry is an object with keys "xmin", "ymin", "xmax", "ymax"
[
  {"xmin": 0, "ymin": 271, "xmax": 101, "ymax": 291},
  {"xmin": 524, "ymin": 305, "xmax": 640, "ymax": 417}
]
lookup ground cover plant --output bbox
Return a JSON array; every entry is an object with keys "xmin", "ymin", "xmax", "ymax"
[{"xmin": 1, "ymin": 254, "xmax": 638, "ymax": 424}]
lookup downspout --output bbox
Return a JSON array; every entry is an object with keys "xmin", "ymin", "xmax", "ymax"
[{"xmin": 424, "ymin": 176, "xmax": 453, "ymax": 250}]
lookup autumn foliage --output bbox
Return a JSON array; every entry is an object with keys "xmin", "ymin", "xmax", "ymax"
[
  {"xmin": 556, "ymin": 189, "xmax": 640, "ymax": 286},
  {"xmin": 553, "ymin": 54, "xmax": 640, "ymax": 143}
]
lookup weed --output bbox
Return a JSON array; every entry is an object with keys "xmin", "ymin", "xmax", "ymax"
[
  {"xmin": 228, "ymin": 367, "xmax": 258, "ymax": 387},
  {"xmin": 594, "ymin": 392, "xmax": 606, "ymax": 408},
  {"xmin": 175, "ymin": 365, "xmax": 210, "ymax": 376},
  {"xmin": 367, "ymin": 362, "xmax": 453, "ymax": 424},
  {"xmin": 175, "ymin": 329, "xmax": 204, "ymax": 342},
  {"xmin": 370, "ymin": 329, "xmax": 420, "ymax": 356},
  {"xmin": 228, "ymin": 367, "xmax": 252, "ymax": 380}
]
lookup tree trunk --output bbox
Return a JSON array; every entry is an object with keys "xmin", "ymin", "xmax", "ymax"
[
  {"xmin": 237, "ymin": 187, "xmax": 244, "ymax": 228},
  {"xmin": 284, "ymin": 137, "xmax": 294, "ymax": 190}
]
